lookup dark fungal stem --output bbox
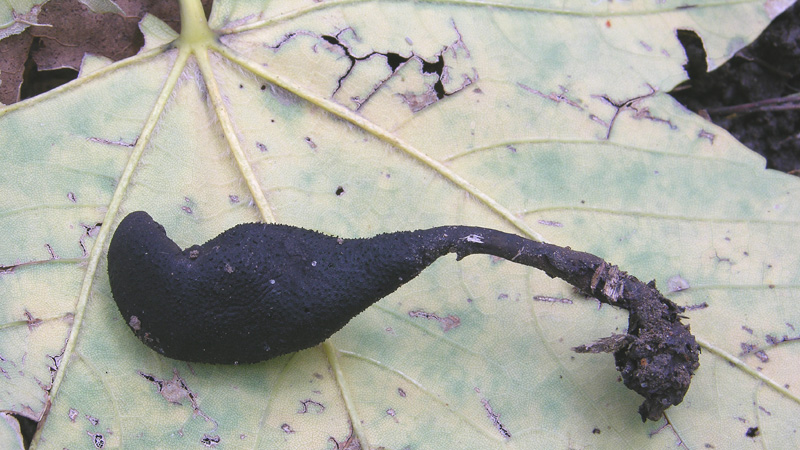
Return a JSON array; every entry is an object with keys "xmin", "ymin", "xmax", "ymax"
[
  {"xmin": 408, "ymin": 227, "xmax": 700, "ymax": 421},
  {"xmin": 107, "ymin": 212, "xmax": 698, "ymax": 423}
]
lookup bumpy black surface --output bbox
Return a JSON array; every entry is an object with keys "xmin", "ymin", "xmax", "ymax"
[
  {"xmin": 107, "ymin": 211, "xmax": 461, "ymax": 364},
  {"xmin": 107, "ymin": 211, "xmax": 700, "ymax": 422},
  {"xmin": 611, "ymin": 279, "xmax": 701, "ymax": 422}
]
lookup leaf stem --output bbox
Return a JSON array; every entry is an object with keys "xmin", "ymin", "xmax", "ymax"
[
  {"xmin": 695, "ymin": 336, "xmax": 800, "ymax": 407},
  {"xmin": 176, "ymin": 0, "xmax": 213, "ymax": 48},
  {"xmin": 323, "ymin": 342, "xmax": 372, "ymax": 449},
  {"xmin": 194, "ymin": 48, "xmax": 276, "ymax": 222}
]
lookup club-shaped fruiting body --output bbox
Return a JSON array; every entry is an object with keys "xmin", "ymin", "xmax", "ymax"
[
  {"xmin": 107, "ymin": 211, "xmax": 699, "ymax": 421},
  {"xmin": 107, "ymin": 211, "xmax": 502, "ymax": 364}
]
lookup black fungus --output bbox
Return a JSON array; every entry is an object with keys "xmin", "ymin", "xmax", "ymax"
[{"xmin": 107, "ymin": 211, "xmax": 699, "ymax": 421}]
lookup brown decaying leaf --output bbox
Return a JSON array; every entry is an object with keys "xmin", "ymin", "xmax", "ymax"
[
  {"xmin": 0, "ymin": 31, "xmax": 34, "ymax": 104},
  {"xmin": 0, "ymin": 0, "xmax": 212, "ymax": 105}
]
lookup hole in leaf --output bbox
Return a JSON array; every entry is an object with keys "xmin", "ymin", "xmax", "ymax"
[
  {"xmin": 20, "ymin": 60, "xmax": 78, "ymax": 101},
  {"xmin": 676, "ymin": 29, "xmax": 707, "ymax": 80},
  {"xmin": 10, "ymin": 412, "xmax": 37, "ymax": 449},
  {"xmin": 385, "ymin": 52, "xmax": 409, "ymax": 71}
]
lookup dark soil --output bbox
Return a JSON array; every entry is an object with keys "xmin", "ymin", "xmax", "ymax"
[{"xmin": 670, "ymin": 2, "xmax": 800, "ymax": 174}]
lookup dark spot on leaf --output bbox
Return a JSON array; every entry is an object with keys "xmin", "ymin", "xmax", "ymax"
[
  {"xmin": 683, "ymin": 302, "xmax": 708, "ymax": 311},
  {"xmin": 481, "ymin": 397, "xmax": 511, "ymax": 439},
  {"xmin": 745, "ymin": 427, "xmax": 759, "ymax": 438},
  {"xmin": 335, "ymin": 186, "xmax": 345, "ymax": 196},
  {"xmin": 139, "ymin": 369, "xmax": 195, "ymax": 406},
  {"xmin": 42, "ymin": 243, "xmax": 57, "ymax": 260},
  {"xmin": 592, "ymin": 427, "xmax": 601, "ymax": 434},
  {"xmin": 385, "ymin": 52, "xmax": 407, "ymax": 71},
  {"xmin": 24, "ymin": 310, "xmax": 42, "ymax": 330},
  {"xmin": 88, "ymin": 432, "xmax": 104, "ymax": 449},
  {"xmin": 421, "ymin": 54, "xmax": 444, "ymax": 74},
  {"xmin": 537, "ymin": 220, "xmax": 563, "ymax": 227},
  {"xmin": 698, "ymin": 129, "xmax": 716, "ymax": 143},
  {"xmin": 299, "ymin": 399, "xmax": 325, "ymax": 414},
  {"xmin": 200, "ymin": 434, "xmax": 220, "ymax": 447},
  {"xmin": 408, "ymin": 309, "xmax": 460, "ymax": 331},
  {"xmin": 533, "ymin": 296, "xmax": 573, "ymax": 304}
]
